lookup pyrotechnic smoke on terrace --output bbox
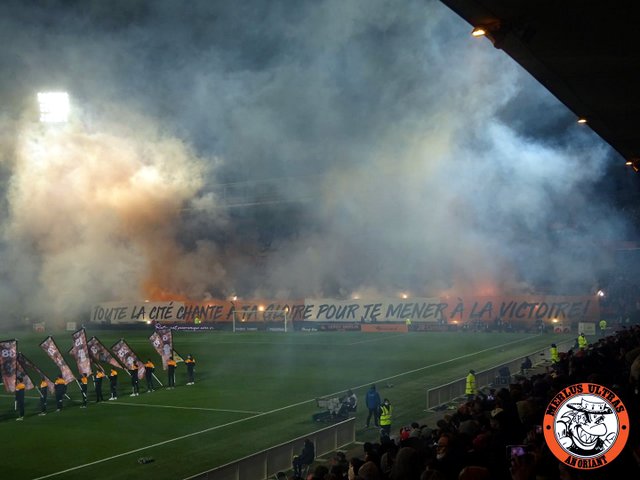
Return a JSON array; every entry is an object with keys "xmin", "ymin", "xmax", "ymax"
[{"xmin": 0, "ymin": 0, "xmax": 629, "ymax": 325}]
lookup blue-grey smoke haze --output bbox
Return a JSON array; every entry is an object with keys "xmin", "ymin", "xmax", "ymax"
[{"xmin": 0, "ymin": 0, "xmax": 632, "ymax": 324}]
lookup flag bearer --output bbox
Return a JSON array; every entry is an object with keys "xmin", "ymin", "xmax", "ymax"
[
  {"xmin": 109, "ymin": 368, "xmax": 118, "ymax": 400},
  {"xmin": 54, "ymin": 374, "xmax": 66, "ymax": 411},
  {"xmin": 167, "ymin": 356, "xmax": 177, "ymax": 389},
  {"xmin": 80, "ymin": 373, "xmax": 89, "ymax": 407},
  {"xmin": 94, "ymin": 370, "xmax": 105, "ymax": 402},
  {"xmin": 144, "ymin": 359, "xmax": 155, "ymax": 392},
  {"xmin": 129, "ymin": 361, "xmax": 140, "ymax": 396},
  {"xmin": 15, "ymin": 376, "xmax": 26, "ymax": 421},
  {"xmin": 185, "ymin": 354, "xmax": 196, "ymax": 385},
  {"xmin": 39, "ymin": 377, "xmax": 48, "ymax": 415}
]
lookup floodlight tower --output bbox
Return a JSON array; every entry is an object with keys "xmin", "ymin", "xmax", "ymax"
[{"xmin": 37, "ymin": 91, "xmax": 70, "ymax": 123}]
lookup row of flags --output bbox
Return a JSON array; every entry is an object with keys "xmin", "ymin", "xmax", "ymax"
[{"xmin": 0, "ymin": 326, "xmax": 180, "ymax": 395}]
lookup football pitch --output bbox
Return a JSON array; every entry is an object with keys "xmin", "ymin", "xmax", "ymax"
[{"xmin": 0, "ymin": 329, "xmax": 574, "ymax": 479}]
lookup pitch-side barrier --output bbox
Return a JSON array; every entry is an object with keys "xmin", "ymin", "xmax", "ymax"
[
  {"xmin": 426, "ymin": 339, "xmax": 575, "ymax": 411},
  {"xmin": 183, "ymin": 417, "xmax": 356, "ymax": 480}
]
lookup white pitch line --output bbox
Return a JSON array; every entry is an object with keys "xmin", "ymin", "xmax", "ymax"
[
  {"xmin": 32, "ymin": 336, "xmax": 535, "ymax": 479},
  {"xmin": 101, "ymin": 401, "xmax": 262, "ymax": 414},
  {"xmin": 346, "ymin": 333, "xmax": 407, "ymax": 345}
]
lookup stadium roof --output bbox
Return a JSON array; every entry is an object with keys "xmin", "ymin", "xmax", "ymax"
[{"xmin": 440, "ymin": 0, "xmax": 640, "ymax": 166}]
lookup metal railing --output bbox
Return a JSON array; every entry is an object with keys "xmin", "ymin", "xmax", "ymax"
[
  {"xmin": 184, "ymin": 417, "xmax": 356, "ymax": 480},
  {"xmin": 426, "ymin": 340, "xmax": 574, "ymax": 410}
]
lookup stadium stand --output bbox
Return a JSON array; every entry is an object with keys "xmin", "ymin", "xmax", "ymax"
[{"xmin": 290, "ymin": 326, "xmax": 640, "ymax": 480}]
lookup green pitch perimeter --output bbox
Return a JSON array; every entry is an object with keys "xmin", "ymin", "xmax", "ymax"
[{"xmin": 0, "ymin": 329, "xmax": 574, "ymax": 479}]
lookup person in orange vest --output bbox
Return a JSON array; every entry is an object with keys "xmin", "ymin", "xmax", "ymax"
[
  {"xmin": 94, "ymin": 370, "xmax": 105, "ymax": 402},
  {"xmin": 108, "ymin": 368, "xmax": 118, "ymax": 400},
  {"xmin": 54, "ymin": 374, "xmax": 66, "ymax": 411},
  {"xmin": 39, "ymin": 377, "xmax": 48, "ymax": 415},
  {"xmin": 15, "ymin": 376, "xmax": 26, "ymax": 421},
  {"xmin": 167, "ymin": 356, "xmax": 177, "ymax": 389},
  {"xmin": 144, "ymin": 359, "xmax": 155, "ymax": 392},
  {"xmin": 185, "ymin": 354, "xmax": 196, "ymax": 385},
  {"xmin": 80, "ymin": 373, "xmax": 89, "ymax": 408}
]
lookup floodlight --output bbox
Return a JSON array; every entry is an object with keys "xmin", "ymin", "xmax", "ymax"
[
  {"xmin": 471, "ymin": 27, "xmax": 487, "ymax": 37},
  {"xmin": 37, "ymin": 91, "xmax": 70, "ymax": 123},
  {"xmin": 577, "ymin": 117, "xmax": 588, "ymax": 124}
]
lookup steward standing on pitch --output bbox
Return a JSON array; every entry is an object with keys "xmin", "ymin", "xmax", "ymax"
[
  {"xmin": 550, "ymin": 343, "xmax": 559, "ymax": 364},
  {"xmin": 39, "ymin": 377, "xmax": 48, "ymax": 415},
  {"xmin": 599, "ymin": 319, "xmax": 607, "ymax": 337},
  {"xmin": 94, "ymin": 370, "xmax": 105, "ymax": 402},
  {"xmin": 145, "ymin": 359, "xmax": 155, "ymax": 392},
  {"xmin": 54, "ymin": 374, "xmax": 66, "ymax": 411},
  {"xmin": 185, "ymin": 354, "xmax": 196, "ymax": 385},
  {"xmin": 465, "ymin": 369, "xmax": 477, "ymax": 401},
  {"xmin": 167, "ymin": 356, "xmax": 177, "ymax": 389},
  {"xmin": 379, "ymin": 398, "xmax": 392, "ymax": 439},
  {"xmin": 365, "ymin": 384, "xmax": 381, "ymax": 428},
  {"xmin": 577, "ymin": 332, "xmax": 588, "ymax": 350},
  {"xmin": 109, "ymin": 368, "xmax": 118, "ymax": 400},
  {"xmin": 15, "ymin": 376, "xmax": 26, "ymax": 421}
]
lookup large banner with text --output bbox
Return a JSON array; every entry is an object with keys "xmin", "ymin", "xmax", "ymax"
[{"xmin": 90, "ymin": 295, "xmax": 598, "ymax": 325}]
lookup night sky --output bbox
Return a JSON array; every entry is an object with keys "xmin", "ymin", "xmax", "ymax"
[{"xmin": 0, "ymin": 0, "xmax": 636, "ymax": 323}]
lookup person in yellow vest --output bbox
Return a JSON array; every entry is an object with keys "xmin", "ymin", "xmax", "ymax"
[
  {"xmin": 167, "ymin": 356, "xmax": 177, "ymax": 389},
  {"xmin": 550, "ymin": 343, "xmax": 559, "ymax": 364},
  {"xmin": 80, "ymin": 373, "xmax": 89, "ymax": 408},
  {"xmin": 144, "ymin": 359, "xmax": 155, "ymax": 392},
  {"xmin": 577, "ymin": 332, "xmax": 588, "ymax": 350},
  {"xmin": 185, "ymin": 354, "xmax": 196, "ymax": 385},
  {"xmin": 379, "ymin": 398, "xmax": 392, "ymax": 439},
  {"xmin": 39, "ymin": 377, "xmax": 48, "ymax": 415},
  {"xmin": 405, "ymin": 318, "xmax": 412, "ymax": 331},
  {"xmin": 94, "ymin": 370, "xmax": 105, "ymax": 402},
  {"xmin": 465, "ymin": 369, "xmax": 477, "ymax": 400},
  {"xmin": 15, "ymin": 376, "xmax": 26, "ymax": 421},
  {"xmin": 599, "ymin": 319, "xmax": 607, "ymax": 337},
  {"xmin": 54, "ymin": 374, "xmax": 66, "ymax": 411},
  {"xmin": 108, "ymin": 368, "xmax": 118, "ymax": 400}
]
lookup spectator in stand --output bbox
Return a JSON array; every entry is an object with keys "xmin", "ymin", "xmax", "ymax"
[
  {"xmin": 520, "ymin": 356, "xmax": 532, "ymax": 375},
  {"xmin": 365, "ymin": 384, "xmax": 381, "ymax": 428},
  {"xmin": 292, "ymin": 438, "xmax": 314, "ymax": 479}
]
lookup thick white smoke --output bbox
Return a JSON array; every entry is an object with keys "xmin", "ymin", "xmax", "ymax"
[{"xmin": 0, "ymin": 0, "xmax": 628, "ymax": 324}]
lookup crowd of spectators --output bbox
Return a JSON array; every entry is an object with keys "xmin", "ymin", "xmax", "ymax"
[{"xmin": 287, "ymin": 325, "xmax": 640, "ymax": 480}]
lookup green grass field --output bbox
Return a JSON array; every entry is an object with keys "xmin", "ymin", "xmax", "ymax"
[{"xmin": 0, "ymin": 328, "xmax": 575, "ymax": 479}]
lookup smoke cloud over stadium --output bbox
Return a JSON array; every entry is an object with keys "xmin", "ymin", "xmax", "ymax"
[{"xmin": 0, "ymin": 0, "xmax": 629, "ymax": 324}]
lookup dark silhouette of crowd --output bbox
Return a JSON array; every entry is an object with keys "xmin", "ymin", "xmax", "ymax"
[{"xmin": 288, "ymin": 325, "xmax": 640, "ymax": 480}]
